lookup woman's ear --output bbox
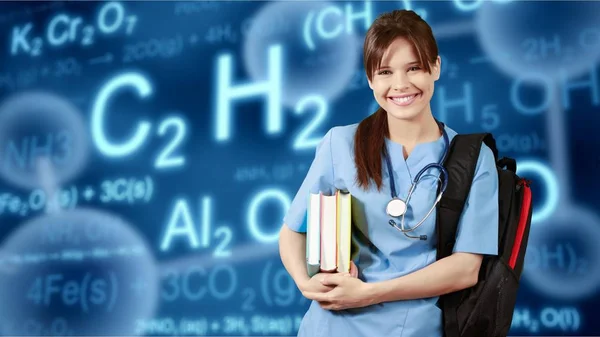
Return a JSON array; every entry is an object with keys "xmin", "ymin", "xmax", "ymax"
[
  {"xmin": 367, "ymin": 76, "xmax": 373, "ymax": 90},
  {"xmin": 434, "ymin": 56, "xmax": 441, "ymax": 81}
]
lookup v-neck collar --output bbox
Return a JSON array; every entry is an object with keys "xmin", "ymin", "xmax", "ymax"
[{"xmin": 383, "ymin": 125, "xmax": 449, "ymax": 179}]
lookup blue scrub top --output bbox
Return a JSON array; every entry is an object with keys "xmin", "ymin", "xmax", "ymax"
[{"xmin": 283, "ymin": 123, "xmax": 499, "ymax": 337}]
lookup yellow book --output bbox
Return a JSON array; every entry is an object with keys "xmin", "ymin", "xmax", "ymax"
[{"xmin": 336, "ymin": 191, "xmax": 352, "ymax": 273}]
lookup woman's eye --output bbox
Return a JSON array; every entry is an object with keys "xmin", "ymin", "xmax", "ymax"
[
  {"xmin": 409, "ymin": 66, "xmax": 421, "ymax": 71},
  {"xmin": 378, "ymin": 70, "xmax": 391, "ymax": 75}
]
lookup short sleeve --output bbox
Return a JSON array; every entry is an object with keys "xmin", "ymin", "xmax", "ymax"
[
  {"xmin": 452, "ymin": 143, "xmax": 499, "ymax": 255},
  {"xmin": 283, "ymin": 128, "xmax": 336, "ymax": 233}
]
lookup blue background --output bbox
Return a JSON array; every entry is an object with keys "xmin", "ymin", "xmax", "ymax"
[{"xmin": 0, "ymin": 0, "xmax": 598, "ymax": 335}]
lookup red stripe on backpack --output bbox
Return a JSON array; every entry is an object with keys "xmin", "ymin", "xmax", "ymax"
[{"xmin": 509, "ymin": 179, "xmax": 532, "ymax": 269}]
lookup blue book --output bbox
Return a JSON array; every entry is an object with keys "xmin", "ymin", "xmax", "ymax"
[{"xmin": 306, "ymin": 192, "xmax": 321, "ymax": 277}]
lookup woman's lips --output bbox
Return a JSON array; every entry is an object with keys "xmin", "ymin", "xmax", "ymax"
[{"xmin": 388, "ymin": 93, "xmax": 420, "ymax": 106}]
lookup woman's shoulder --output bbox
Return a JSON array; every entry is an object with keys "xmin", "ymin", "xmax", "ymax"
[
  {"xmin": 316, "ymin": 123, "xmax": 359, "ymax": 165},
  {"xmin": 327, "ymin": 123, "xmax": 359, "ymax": 147},
  {"xmin": 444, "ymin": 125, "xmax": 496, "ymax": 170},
  {"xmin": 443, "ymin": 124, "xmax": 460, "ymax": 141}
]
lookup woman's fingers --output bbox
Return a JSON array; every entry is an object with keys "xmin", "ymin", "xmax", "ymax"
[{"xmin": 350, "ymin": 261, "xmax": 358, "ymax": 278}]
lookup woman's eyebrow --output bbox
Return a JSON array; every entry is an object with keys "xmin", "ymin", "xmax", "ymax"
[{"xmin": 377, "ymin": 61, "xmax": 420, "ymax": 69}]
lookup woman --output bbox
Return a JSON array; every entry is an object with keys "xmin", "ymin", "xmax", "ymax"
[{"xmin": 278, "ymin": 9, "xmax": 499, "ymax": 336}]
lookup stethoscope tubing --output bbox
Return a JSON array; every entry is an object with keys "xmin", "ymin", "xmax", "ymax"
[{"xmin": 383, "ymin": 121, "xmax": 450, "ymax": 239}]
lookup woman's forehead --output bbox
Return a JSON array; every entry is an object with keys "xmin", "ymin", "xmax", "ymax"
[{"xmin": 380, "ymin": 38, "xmax": 418, "ymax": 65}]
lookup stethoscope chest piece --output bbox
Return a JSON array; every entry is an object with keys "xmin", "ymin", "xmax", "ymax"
[{"xmin": 386, "ymin": 198, "xmax": 407, "ymax": 217}]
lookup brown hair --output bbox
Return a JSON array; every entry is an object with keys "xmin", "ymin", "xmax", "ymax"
[{"xmin": 354, "ymin": 10, "xmax": 439, "ymax": 191}]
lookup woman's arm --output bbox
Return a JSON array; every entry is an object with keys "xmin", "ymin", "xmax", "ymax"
[
  {"xmin": 302, "ymin": 252, "xmax": 483, "ymax": 310},
  {"xmin": 280, "ymin": 223, "xmax": 353, "ymax": 297},
  {"xmin": 278, "ymin": 224, "xmax": 311, "ymax": 290},
  {"xmin": 371, "ymin": 252, "xmax": 482, "ymax": 303}
]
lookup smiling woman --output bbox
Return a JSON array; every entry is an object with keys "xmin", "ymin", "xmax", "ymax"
[
  {"xmin": 365, "ymin": 35, "xmax": 441, "ymax": 160},
  {"xmin": 278, "ymin": 9, "xmax": 500, "ymax": 337},
  {"xmin": 358, "ymin": 10, "xmax": 442, "ymax": 170}
]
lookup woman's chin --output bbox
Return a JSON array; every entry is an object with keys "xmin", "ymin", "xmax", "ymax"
[{"xmin": 385, "ymin": 108, "xmax": 424, "ymax": 122}]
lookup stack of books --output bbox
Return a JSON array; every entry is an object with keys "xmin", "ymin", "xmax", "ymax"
[{"xmin": 306, "ymin": 190, "xmax": 352, "ymax": 276}]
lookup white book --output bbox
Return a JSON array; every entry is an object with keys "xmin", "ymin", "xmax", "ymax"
[{"xmin": 320, "ymin": 192, "xmax": 338, "ymax": 273}]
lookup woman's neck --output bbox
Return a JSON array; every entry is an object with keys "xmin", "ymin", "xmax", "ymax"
[{"xmin": 387, "ymin": 112, "xmax": 441, "ymax": 148}]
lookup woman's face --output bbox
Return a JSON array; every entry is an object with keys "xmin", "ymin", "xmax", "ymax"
[{"xmin": 368, "ymin": 37, "xmax": 441, "ymax": 122}]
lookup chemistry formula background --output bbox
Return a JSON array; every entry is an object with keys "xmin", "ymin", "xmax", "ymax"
[{"xmin": 0, "ymin": 1, "xmax": 598, "ymax": 336}]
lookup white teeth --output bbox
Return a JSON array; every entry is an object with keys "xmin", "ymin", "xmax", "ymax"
[{"xmin": 391, "ymin": 94, "xmax": 416, "ymax": 103}]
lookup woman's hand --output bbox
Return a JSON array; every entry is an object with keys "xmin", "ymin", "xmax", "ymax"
[
  {"xmin": 300, "ymin": 261, "xmax": 359, "ymax": 298},
  {"xmin": 303, "ymin": 262, "xmax": 375, "ymax": 311},
  {"xmin": 300, "ymin": 273, "xmax": 335, "ymax": 295}
]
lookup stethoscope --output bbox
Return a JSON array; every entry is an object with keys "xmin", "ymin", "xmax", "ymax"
[{"xmin": 384, "ymin": 122, "xmax": 449, "ymax": 240}]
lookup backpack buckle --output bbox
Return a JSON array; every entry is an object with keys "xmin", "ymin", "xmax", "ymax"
[{"xmin": 518, "ymin": 178, "xmax": 531, "ymax": 187}]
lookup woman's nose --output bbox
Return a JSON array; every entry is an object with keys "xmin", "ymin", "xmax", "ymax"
[{"xmin": 391, "ymin": 73, "xmax": 410, "ymax": 90}]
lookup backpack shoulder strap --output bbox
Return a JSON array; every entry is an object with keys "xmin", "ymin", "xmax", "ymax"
[
  {"xmin": 436, "ymin": 132, "xmax": 497, "ymax": 259},
  {"xmin": 436, "ymin": 132, "xmax": 497, "ymax": 337}
]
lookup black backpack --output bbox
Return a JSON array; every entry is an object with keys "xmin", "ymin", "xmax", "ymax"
[{"xmin": 436, "ymin": 133, "xmax": 533, "ymax": 337}]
